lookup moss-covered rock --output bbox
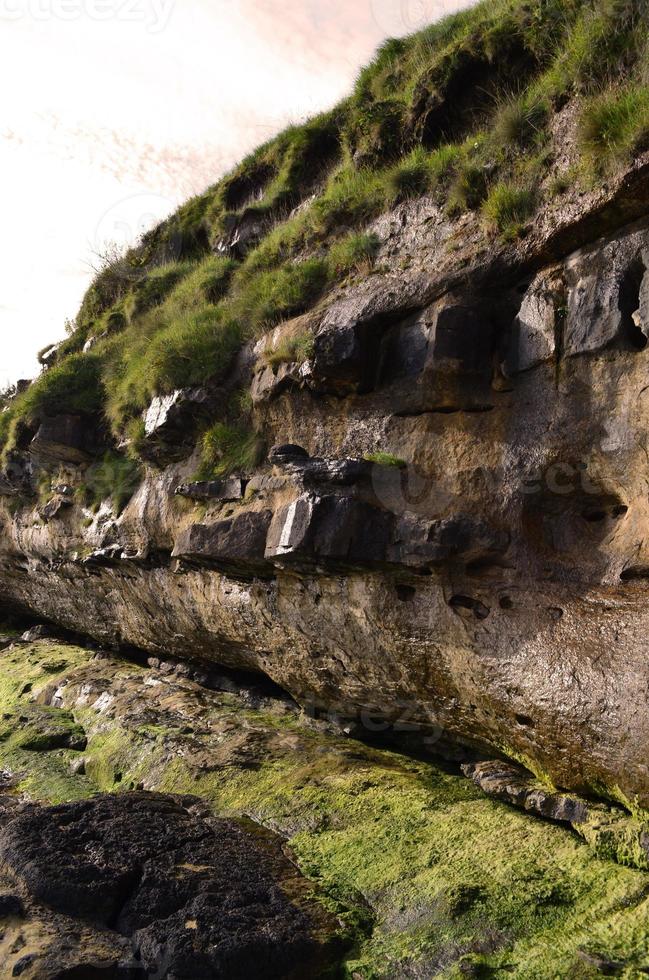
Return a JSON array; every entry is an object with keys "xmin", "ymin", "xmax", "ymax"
[{"xmin": 1, "ymin": 639, "xmax": 649, "ymax": 977}]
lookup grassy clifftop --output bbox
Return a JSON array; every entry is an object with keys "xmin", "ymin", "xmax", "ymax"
[{"xmin": 3, "ymin": 0, "xmax": 649, "ymax": 483}]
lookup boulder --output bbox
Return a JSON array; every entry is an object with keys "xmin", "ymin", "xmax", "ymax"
[
  {"xmin": 505, "ymin": 273, "xmax": 557, "ymax": 374},
  {"xmin": 141, "ymin": 387, "xmax": 220, "ymax": 464},
  {"xmin": 266, "ymin": 494, "xmax": 392, "ymax": 565},
  {"xmin": 172, "ymin": 510, "xmax": 273, "ymax": 570},
  {"xmin": 0, "ymin": 792, "xmax": 347, "ymax": 980},
  {"xmin": 29, "ymin": 414, "xmax": 98, "ymax": 466}
]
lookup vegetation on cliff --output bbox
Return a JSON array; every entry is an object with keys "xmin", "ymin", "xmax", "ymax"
[{"xmin": 3, "ymin": 0, "xmax": 649, "ymax": 489}]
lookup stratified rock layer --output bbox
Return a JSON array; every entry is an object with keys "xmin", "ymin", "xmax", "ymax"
[{"xmin": 4, "ymin": 164, "xmax": 649, "ymax": 808}]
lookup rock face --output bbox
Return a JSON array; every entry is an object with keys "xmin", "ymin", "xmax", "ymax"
[
  {"xmin": 0, "ymin": 791, "xmax": 344, "ymax": 980},
  {"xmin": 6, "ymin": 165, "xmax": 649, "ymax": 810}
]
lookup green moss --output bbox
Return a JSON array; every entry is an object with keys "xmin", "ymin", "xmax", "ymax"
[
  {"xmin": 2, "ymin": 641, "xmax": 649, "ymax": 975},
  {"xmin": 363, "ymin": 451, "xmax": 407, "ymax": 469}
]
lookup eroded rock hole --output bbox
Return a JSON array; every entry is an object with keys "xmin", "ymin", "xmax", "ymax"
[
  {"xmin": 621, "ymin": 566, "xmax": 649, "ymax": 581},
  {"xmin": 515, "ymin": 714, "xmax": 534, "ymax": 728},
  {"xmin": 619, "ymin": 260, "xmax": 648, "ymax": 351},
  {"xmin": 395, "ymin": 584, "xmax": 417, "ymax": 602},
  {"xmin": 449, "ymin": 595, "xmax": 490, "ymax": 620},
  {"xmin": 499, "ymin": 596, "xmax": 514, "ymax": 610}
]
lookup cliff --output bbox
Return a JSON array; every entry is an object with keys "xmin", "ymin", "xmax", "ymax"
[{"xmin": 3, "ymin": 0, "xmax": 649, "ymax": 814}]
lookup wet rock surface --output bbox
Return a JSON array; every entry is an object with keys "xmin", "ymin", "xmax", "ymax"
[{"xmin": 0, "ymin": 791, "xmax": 344, "ymax": 980}]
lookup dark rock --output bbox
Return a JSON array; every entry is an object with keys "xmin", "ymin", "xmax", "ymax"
[
  {"xmin": 141, "ymin": 388, "xmax": 222, "ymax": 464},
  {"xmin": 30, "ymin": 415, "xmax": 99, "ymax": 465},
  {"xmin": 174, "ymin": 477, "xmax": 245, "ymax": 502},
  {"xmin": 11, "ymin": 953, "xmax": 35, "ymax": 976},
  {"xmin": 215, "ymin": 208, "xmax": 269, "ymax": 259},
  {"xmin": 389, "ymin": 515, "xmax": 510, "ymax": 569},
  {"xmin": 39, "ymin": 495, "xmax": 73, "ymax": 521},
  {"xmin": 300, "ymin": 458, "xmax": 375, "ymax": 487},
  {"xmin": 0, "ymin": 894, "xmax": 23, "ymax": 918},
  {"xmin": 0, "ymin": 792, "xmax": 346, "ymax": 979},
  {"xmin": 268, "ymin": 444, "xmax": 310, "ymax": 466},
  {"xmin": 266, "ymin": 494, "xmax": 392, "ymax": 565},
  {"xmin": 172, "ymin": 510, "xmax": 273, "ymax": 570},
  {"xmin": 51, "ymin": 483, "xmax": 74, "ymax": 498}
]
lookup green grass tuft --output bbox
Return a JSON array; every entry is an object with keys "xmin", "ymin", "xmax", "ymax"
[
  {"xmin": 199, "ymin": 422, "xmax": 265, "ymax": 479},
  {"xmin": 264, "ymin": 333, "xmax": 314, "ymax": 370},
  {"xmin": 328, "ymin": 232, "xmax": 381, "ymax": 276},
  {"xmin": 579, "ymin": 84, "xmax": 649, "ymax": 167},
  {"xmin": 364, "ymin": 451, "xmax": 407, "ymax": 468},
  {"xmin": 482, "ymin": 182, "xmax": 537, "ymax": 238}
]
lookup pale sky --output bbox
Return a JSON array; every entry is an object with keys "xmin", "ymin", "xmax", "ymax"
[{"xmin": 0, "ymin": 0, "xmax": 471, "ymax": 387}]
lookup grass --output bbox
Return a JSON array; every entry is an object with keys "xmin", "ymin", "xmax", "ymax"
[
  {"xmin": 264, "ymin": 333, "xmax": 314, "ymax": 370},
  {"xmin": 492, "ymin": 93, "xmax": 549, "ymax": 149},
  {"xmin": 198, "ymin": 422, "xmax": 265, "ymax": 479},
  {"xmin": 482, "ymin": 183, "xmax": 537, "ymax": 238},
  {"xmin": 328, "ymin": 232, "xmax": 381, "ymax": 276},
  {"xmin": 6, "ymin": 0, "xmax": 649, "ymax": 460},
  {"xmin": 5, "ymin": 640, "xmax": 649, "ymax": 977},
  {"xmin": 579, "ymin": 83, "xmax": 649, "ymax": 167},
  {"xmin": 364, "ymin": 451, "xmax": 407, "ymax": 468}
]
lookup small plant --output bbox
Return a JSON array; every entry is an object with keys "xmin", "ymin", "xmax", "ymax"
[
  {"xmin": 447, "ymin": 162, "xmax": 489, "ymax": 213},
  {"xmin": 493, "ymin": 95, "xmax": 548, "ymax": 149},
  {"xmin": 387, "ymin": 148, "xmax": 433, "ymax": 202},
  {"xmin": 328, "ymin": 233, "xmax": 381, "ymax": 276},
  {"xmin": 264, "ymin": 333, "xmax": 314, "ymax": 370},
  {"xmin": 482, "ymin": 183, "xmax": 537, "ymax": 238},
  {"xmin": 548, "ymin": 168, "xmax": 576, "ymax": 196},
  {"xmin": 579, "ymin": 84, "xmax": 649, "ymax": 167},
  {"xmin": 364, "ymin": 451, "xmax": 407, "ymax": 469},
  {"xmin": 199, "ymin": 423, "xmax": 265, "ymax": 479}
]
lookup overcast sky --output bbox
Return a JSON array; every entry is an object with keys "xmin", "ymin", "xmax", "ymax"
[{"xmin": 0, "ymin": 0, "xmax": 471, "ymax": 387}]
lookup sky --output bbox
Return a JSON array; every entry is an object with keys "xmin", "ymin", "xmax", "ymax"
[{"xmin": 0, "ymin": 0, "xmax": 472, "ymax": 387}]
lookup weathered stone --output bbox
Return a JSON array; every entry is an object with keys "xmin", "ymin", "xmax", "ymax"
[
  {"xmin": 564, "ymin": 232, "xmax": 649, "ymax": 355},
  {"xmin": 0, "ymin": 452, "xmax": 32, "ymax": 496},
  {"xmin": 389, "ymin": 515, "xmax": 510, "ymax": 568},
  {"xmin": 506, "ymin": 272, "xmax": 557, "ymax": 374},
  {"xmin": 29, "ymin": 414, "xmax": 99, "ymax": 465},
  {"xmin": 174, "ymin": 477, "xmax": 246, "ymax": 502},
  {"xmin": 268, "ymin": 443, "xmax": 310, "ymax": 465},
  {"xmin": 214, "ymin": 208, "xmax": 269, "ymax": 259},
  {"xmin": 266, "ymin": 494, "xmax": 391, "ymax": 565},
  {"xmin": 141, "ymin": 387, "xmax": 219, "ymax": 463},
  {"xmin": 0, "ymin": 792, "xmax": 346, "ymax": 979},
  {"xmin": 172, "ymin": 510, "xmax": 273, "ymax": 569},
  {"xmin": 462, "ymin": 760, "xmax": 590, "ymax": 825},
  {"xmin": 39, "ymin": 495, "xmax": 73, "ymax": 521},
  {"xmin": 20, "ymin": 625, "xmax": 54, "ymax": 643}
]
